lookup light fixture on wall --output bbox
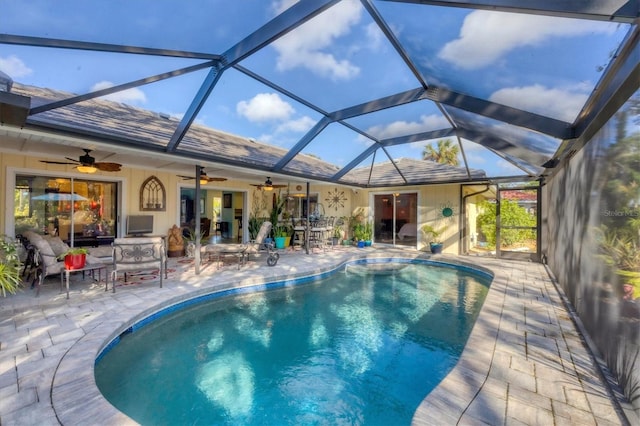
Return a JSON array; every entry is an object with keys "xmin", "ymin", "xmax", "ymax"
[{"xmin": 76, "ymin": 165, "xmax": 97, "ymax": 174}]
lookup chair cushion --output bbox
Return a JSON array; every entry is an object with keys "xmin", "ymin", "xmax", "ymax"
[
  {"xmin": 23, "ymin": 231, "xmax": 58, "ymax": 267},
  {"xmin": 44, "ymin": 236, "xmax": 70, "ymax": 258}
]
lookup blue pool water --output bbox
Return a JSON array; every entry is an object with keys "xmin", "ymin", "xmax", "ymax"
[{"xmin": 95, "ymin": 260, "xmax": 491, "ymax": 425}]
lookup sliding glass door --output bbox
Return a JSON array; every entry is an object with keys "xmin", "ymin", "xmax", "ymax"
[
  {"xmin": 14, "ymin": 175, "xmax": 118, "ymax": 246},
  {"xmin": 373, "ymin": 192, "xmax": 418, "ymax": 247}
]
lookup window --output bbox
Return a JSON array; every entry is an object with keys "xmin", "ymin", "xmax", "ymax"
[{"xmin": 15, "ymin": 175, "xmax": 118, "ymax": 244}]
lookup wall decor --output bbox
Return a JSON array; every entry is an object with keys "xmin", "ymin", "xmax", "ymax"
[
  {"xmin": 439, "ymin": 202, "xmax": 455, "ymax": 221},
  {"xmin": 140, "ymin": 175, "xmax": 166, "ymax": 211},
  {"xmin": 325, "ymin": 187, "xmax": 347, "ymax": 211},
  {"xmin": 223, "ymin": 193, "xmax": 232, "ymax": 208}
]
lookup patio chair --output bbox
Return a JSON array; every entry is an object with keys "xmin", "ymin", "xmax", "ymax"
[
  {"xmin": 22, "ymin": 231, "xmax": 104, "ymax": 296},
  {"xmin": 247, "ymin": 220, "xmax": 279, "ymax": 266},
  {"xmin": 110, "ymin": 237, "xmax": 166, "ymax": 292},
  {"xmin": 292, "ymin": 218, "xmax": 307, "ymax": 250}
]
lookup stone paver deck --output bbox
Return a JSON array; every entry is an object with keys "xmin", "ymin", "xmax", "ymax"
[{"xmin": 0, "ymin": 247, "xmax": 627, "ymax": 425}]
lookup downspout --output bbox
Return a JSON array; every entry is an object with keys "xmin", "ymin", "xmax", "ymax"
[{"xmin": 461, "ymin": 184, "xmax": 491, "ymax": 255}]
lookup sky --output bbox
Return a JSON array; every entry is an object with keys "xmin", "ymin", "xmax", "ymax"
[{"xmin": 0, "ymin": 0, "xmax": 631, "ymax": 179}]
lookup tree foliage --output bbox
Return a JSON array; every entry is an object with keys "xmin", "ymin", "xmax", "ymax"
[
  {"xmin": 476, "ymin": 199, "xmax": 536, "ymax": 247},
  {"xmin": 422, "ymin": 139, "xmax": 460, "ymax": 166}
]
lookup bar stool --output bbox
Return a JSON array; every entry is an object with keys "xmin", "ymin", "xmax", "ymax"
[
  {"xmin": 292, "ymin": 218, "xmax": 306, "ymax": 250},
  {"xmin": 310, "ymin": 218, "xmax": 327, "ymax": 251},
  {"xmin": 237, "ymin": 218, "xmax": 242, "ymax": 242}
]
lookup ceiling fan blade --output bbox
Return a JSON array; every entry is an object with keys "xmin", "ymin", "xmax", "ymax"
[
  {"xmin": 64, "ymin": 157, "xmax": 82, "ymax": 163},
  {"xmin": 272, "ymin": 184, "xmax": 288, "ymax": 188},
  {"xmin": 95, "ymin": 162, "xmax": 122, "ymax": 172},
  {"xmin": 40, "ymin": 160, "xmax": 77, "ymax": 165},
  {"xmin": 206, "ymin": 177, "xmax": 227, "ymax": 182},
  {"xmin": 178, "ymin": 175, "xmax": 196, "ymax": 180}
]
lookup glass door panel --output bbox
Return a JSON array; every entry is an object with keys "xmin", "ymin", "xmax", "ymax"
[
  {"xmin": 374, "ymin": 194, "xmax": 394, "ymax": 244},
  {"xmin": 15, "ymin": 175, "xmax": 117, "ymax": 247},
  {"xmin": 373, "ymin": 193, "xmax": 417, "ymax": 246}
]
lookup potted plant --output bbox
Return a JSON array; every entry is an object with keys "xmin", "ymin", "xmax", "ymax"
[
  {"xmin": 273, "ymin": 224, "xmax": 289, "ymax": 249},
  {"xmin": 363, "ymin": 221, "xmax": 373, "ymax": 246},
  {"xmin": 353, "ymin": 223, "xmax": 366, "ymax": 248},
  {"xmin": 60, "ymin": 247, "xmax": 89, "ymax": 270},
  {"xmin": 182, "ymin": 228, "xmax": 205, "ymax": 258},
  {"xmin": 332, "ymin": 224, "xmax": 343, "ymax": 246},
  {"xmin": 269, "ymin": 192, "xmax": 286, "ymax": 236},
  {"xmin": 0, "ymin": 236, "xmax": 22, "ymax": 297},
  {"xmin": 421, "ymin": 224, "xmax": 447, "ymax": 254}
]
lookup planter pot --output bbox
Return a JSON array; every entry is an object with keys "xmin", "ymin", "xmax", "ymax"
[
  {"xmin": 357, "ymin": 241, "xmax": 365, "ymax": 248},
  {"xmin": 167, "ymin": 248, "xmax": 185, "ymax": 258},
  {"xmin": 429, "ymin": 242, "xmax": 443, "ymax": 254},
  {"xmin": 364, "ymin": 240, "xmax": 372, "ymax": 247},
  {"xmin": 342, "ymin": 240, "xmax": 352, "ymax": 246},
  {"xmin": 186, "ymin": 242, "xmax": 196, "ymax": 258},
  {"xmin": 332, "ymin": 237, "xmax": 340, "ymax": 246},
  {"xmin": 64, "ymin": 254, "xmax": 86, "ymax": 270},
  {"xmin": 284, "ymin": 236, "xmax": 291, "ymax": 248},
  {"xmin": 274, "ymin": 236, "xmax": 286, "ymax": 249}
]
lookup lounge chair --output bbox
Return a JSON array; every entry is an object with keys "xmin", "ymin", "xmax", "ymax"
[
  {"xmin": 204, "ymin": 220, "xmax": 279, "ymax": 267},
  {"xmin": 247, "ymin": 220, "xmax": 279, "ymax": 266}
]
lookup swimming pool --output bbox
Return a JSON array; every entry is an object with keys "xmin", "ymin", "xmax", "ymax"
[{"xmin": 95, "ymin": 259, "xmax": 492, "ymax": 425}]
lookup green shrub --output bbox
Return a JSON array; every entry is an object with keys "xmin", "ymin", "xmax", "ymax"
[{"xmin": 0, "ymin": 236, "xmax": 22, "ymax": 296}]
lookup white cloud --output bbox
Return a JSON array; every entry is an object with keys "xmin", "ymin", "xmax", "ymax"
[
  {"xmin": 439, "ymin": 10, "xmax": 616, "ymax": 69},
  {"xmin": 366, "ymin": 114, "xmax": 450, "ymax": 139},
  {"xmin": 276, "ymin": 115, "xmax": 315, "ymax": 133},
  {"xmin": 365, "ymin": 22, "xmax": 383, "ymax": 50},
  {"xmin": 258, "ymin": 133, "xmax": 273, "ymax": 144},
  {"xmin": 91, "ymin": 81, "xmax": 147, "ymax": 104},
  {"xmin": 237, "ymin": 93, "xmax": 295, "ymax": 123},
  {"xmin": 271, "ymin": 0, "xmax": 362, "ymax": 81},
  {"xmin": 490, "ymin": 84, "xmax": 588, "ymax": 122},
  {"xmin": 0, "ymin": 55, "xmax": 33, "ymax": 78},
  {"xmin": 271, "ymin": 0, "xmax": 297, "ymax": 15}
]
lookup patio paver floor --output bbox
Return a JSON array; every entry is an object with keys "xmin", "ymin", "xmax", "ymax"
[{"xmin": 0, "ymin": 246, "xmax": 627, "ymax": 425}]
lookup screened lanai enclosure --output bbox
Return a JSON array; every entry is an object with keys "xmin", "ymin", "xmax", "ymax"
[
  {"xmin": 0, "ymin": 0, "xmax": 638, "ymax": 422},
  {"xmin": 0, "ymin": 0, "xmax": 635, "ymax": 187}
]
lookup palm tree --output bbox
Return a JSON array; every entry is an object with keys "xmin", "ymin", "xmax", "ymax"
[{"xmin": 422, "ymin": 139, "xmax": 460, "ymax": 166}]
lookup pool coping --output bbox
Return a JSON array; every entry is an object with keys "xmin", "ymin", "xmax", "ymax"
[{"xmin": 47, "ymin": 251, "xmax": 624, "ymax": 425}]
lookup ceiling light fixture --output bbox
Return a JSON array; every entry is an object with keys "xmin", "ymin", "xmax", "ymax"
[{"xmin": 77, "ymin": 165, "xmax": 97, "ymax": 174}]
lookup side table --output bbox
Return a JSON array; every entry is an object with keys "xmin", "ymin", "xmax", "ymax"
[{"xmin": 63, "ymin": 263, "xmax": 107, "ymax": 299}]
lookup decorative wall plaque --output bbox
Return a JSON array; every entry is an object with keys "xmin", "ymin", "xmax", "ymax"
[
  {"xmin": 140, "ymin": 175, "xmax": 166, "ymax": 211},
  {"xmin": 325, "ymin": 187, "xmax": 347, "ymax": 211}
]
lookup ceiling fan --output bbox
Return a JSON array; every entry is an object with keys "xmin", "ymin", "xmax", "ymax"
[
  {"xmin": 250, "ymin": 177, "xmax": 287, "ymax": 191},
  {"xmin": 39, "ymin": 149, "xmax": 122, "ymax": 173},
  {"xmin": 178, "ymin": 170, "xmax": 227, "ymax": 184}
]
